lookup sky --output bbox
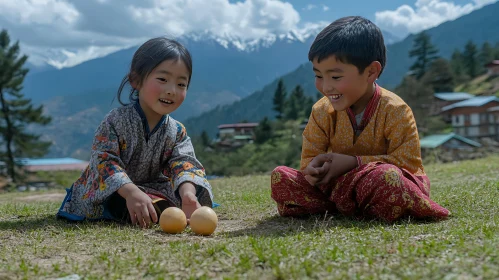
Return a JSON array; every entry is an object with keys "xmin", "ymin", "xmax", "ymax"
[{"xmin": 0, "ymin": 0, "xmax": 497, "ymax": 69}]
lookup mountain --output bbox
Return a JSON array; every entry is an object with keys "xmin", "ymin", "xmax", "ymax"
[
  {"xmin": 185, "ymin": 2, "xmax": 499, "ymax": 138},
  {"xmin": 382, "ymin": 30, "xmax": 402, "ymax": 45},
  {"xmin": 29, "ymin": 30, "xmax": 322, "ymax": 158},
  {"xmin": 30, "ymin": 0, "xmax": 499, "ymax": 158},
  {"xmin": 183, "ymin": 62, "xmax": 316, "ymax": 138},
  {"xmin": 25, "ymin": 30, "xmax": 323, "ymax": 122},
  {"xmin": 380, "ymin": 1, "xmax": 499, "ymax": 87},
  {"xmin": 25, "ymin": 62, "xmax": 56, "ymax": 75}
]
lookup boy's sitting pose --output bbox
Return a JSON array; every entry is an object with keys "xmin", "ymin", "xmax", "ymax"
[{"xmin": 270, "ymin": 16, "xmax": 450, "ymax": 222}]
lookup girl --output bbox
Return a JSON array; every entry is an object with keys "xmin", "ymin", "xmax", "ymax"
[{"xmin": 57, "ymin": 37, "xmax": 214, "ymax": 228}]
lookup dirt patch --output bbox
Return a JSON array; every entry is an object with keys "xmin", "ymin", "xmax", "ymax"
[
  {"xmin": 216, "ymin": 219, "xmax": 251, "ymax": 233},
  {"xmin": 16, "ymin": 193, "xmax": 66, "ymax": 202}
]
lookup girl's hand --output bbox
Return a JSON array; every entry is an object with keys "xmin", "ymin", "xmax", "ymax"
[
  {"xmin": 118, "ymin": 183, "xmax": 158, "ymax": 228},
  {"xmin": 181, "ymin": 192, "xmax": 202, "ymax": 222},
  {"xmin": 179, "ymin": 182, "xmax": 201, "ymax": 221}
]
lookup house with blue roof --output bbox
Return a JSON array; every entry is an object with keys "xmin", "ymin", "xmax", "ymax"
[
  {"xmin": 15, "ymin": 157, "xmax": 88, "ymax": 172},
  {"xmin": 432, "ymin": 92, "xmax": 474, "ymax": 120},
  {"xmin": 420, "ymin": 133, "xmax": 482, "ymax": 150},
  {"xmin": 441, "ymin": 96, "xmax": 499, "ymax": 140}
]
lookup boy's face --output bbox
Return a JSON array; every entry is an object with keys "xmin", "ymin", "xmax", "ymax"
[{"xmin": 312, "ymin": 55, "xmax": 376, "ymax": 114}]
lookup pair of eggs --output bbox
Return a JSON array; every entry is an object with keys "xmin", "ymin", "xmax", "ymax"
[{"xmin": 159, "ymin": 206, "xmax": 218, "ymax": 235}]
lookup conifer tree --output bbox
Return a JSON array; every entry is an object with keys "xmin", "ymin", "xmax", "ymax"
[
  {"xmin": 254, "ymin": 117, "xmax": 272, "ymax": 144},
  {"xmin": 409, "ymin": 31, "xmax": 439, "ymax": 79},
  {"xmin": 463, "ymin": 40, "xmax": 479, "ymax": 78},
  {"xmin": 272, "ymin": 79, "xmax": 287, "ymax": 119},
  {"xmin": 0, "ymin": 29, "xmax": 51, "ymax": 182}
]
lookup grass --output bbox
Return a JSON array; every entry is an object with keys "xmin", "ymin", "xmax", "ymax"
[
  {"xmin": 1, "ymin": 156, "xmax": 498, "ymax": 279},
  {"xmin": 455, "ymin": 73, "xmax": 499, "ymax": 96}
]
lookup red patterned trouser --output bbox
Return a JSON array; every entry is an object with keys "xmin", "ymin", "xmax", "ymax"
[{"xmin": 270, "ymin": 162, "xmax": 450, "ymax": 222}]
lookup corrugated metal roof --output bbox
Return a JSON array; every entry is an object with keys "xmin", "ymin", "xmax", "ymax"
[
  {"xmin": 434, "ymin": 92, "xmax": 474, "ymax": 101},
  {"xmin": 441, "ymin": 96, "xmax": 499, "ymax": 111},
  {"xmin": 233, "ymin": 135, "xmax": 253, "ymax": 140},
  {"xmin": 485, "ymin": 60, "xmax": 499, "ymax": 67},
  {"xmin": 16, "ymin": 158, "xmax": 87, "ymax": 166},
  {"xmin": 420, "ymin": 133, "xmax": 481, "ymax": 149},
  {"xmin": 218, "ymin": 123, "xmax": 259, "ymax": 129}
]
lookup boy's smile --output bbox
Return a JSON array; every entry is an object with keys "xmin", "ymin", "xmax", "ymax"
[{"xmin": 312, "ymin": 55, "xmax": 378, "ymax": 114}]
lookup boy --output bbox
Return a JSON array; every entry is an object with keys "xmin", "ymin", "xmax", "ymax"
[{"xmin": 270, "ymin": 16, "xmax": 449, "ymax": 222}]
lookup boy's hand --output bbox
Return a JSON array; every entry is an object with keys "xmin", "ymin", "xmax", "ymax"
[
  {"xmin": 179, "ymin": 182, "xmax": 201, "ymax": 222},
  {"xmin": 315, "ymin": 153, "xmax": 358, "ymax": 186},
  {"xmin": 118, "ymin": 183, "xmax": 158, "ymax": 228},
  {"xmin": 303, "ymin": 153, "xmax": 334, "ymax": 186}
]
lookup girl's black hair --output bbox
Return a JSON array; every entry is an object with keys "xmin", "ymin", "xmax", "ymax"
[{"xmin": 117, "ymin": 37, "xmax": 193, "ymax": 105}]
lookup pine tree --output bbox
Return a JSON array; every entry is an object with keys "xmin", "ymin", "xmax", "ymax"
[
  {"xmin": 303, "ymin": 96, "xmax": 315, "ymax": 119},
  {"xmin": 284, "ymin": 85, "xmax": 306, "ymax": 120},
  {"xmin": 408, "ymin": 31, "xmax": 439, "ymax": 79},
  {"xmin": 254, "ymin": 117, "xmax": 272, "ymax": 144},
  {"xmin": 421, "ymin": 58, "xmax": 455, "ymax": 93},
  {"xmin": 450, "ymin": 49, "xmax": 467, "ymax": 83},
  {"xmin": 0, "ymin": 29, "xmax": 51, "ymax": 183},
  {"xmin": 200, "ymin": 130, "xmax": 210, "ymax": 147},
  {"xmin": 479, "ymin": 42, "xmax": 495, "ymax": 67},
  {"xmin": 272, "ymin": 79, "xmax": 287, "ymax": 119},
  {"xmin": 463, "ymin": 40, "xmax": 479, "ymax": 78},
  {"xmin": 395, "ymin": 76, "xmax": 434, "ymax": 134}
]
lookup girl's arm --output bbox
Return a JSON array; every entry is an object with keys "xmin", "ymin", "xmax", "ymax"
[
  {"xmin": 167, "ymin": 121, "xmax": 213, "ymax": 207},
  {"xmin": 84, "ymin": 112, "xmax": 133, "ymax": 204}
]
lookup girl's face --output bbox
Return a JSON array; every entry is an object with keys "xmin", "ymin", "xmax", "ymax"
[{"xmin": 136, "ymin": 59, "xmax": 189, "ymax": 121}]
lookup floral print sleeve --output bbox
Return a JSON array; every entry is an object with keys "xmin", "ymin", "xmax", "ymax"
[
  {"xmin": 167, "ymin": 121, "xmax": 213, "ymax": 206},
  {"xmin": 85, "ymin": 115, "xmax": 133, "ymax": 204}
]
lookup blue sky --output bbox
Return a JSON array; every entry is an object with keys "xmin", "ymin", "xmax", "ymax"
[
  {"xmin": 0, "ymin": 0, "xmax": 497, "ymax": 68},
  {"xmin": 235, "ymin": 0, "xmax": 475, "ymax": 22}
]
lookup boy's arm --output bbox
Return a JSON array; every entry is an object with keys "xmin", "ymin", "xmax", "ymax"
[
  {"xmin": 357, "ymin": 104, "xmax": 423, "ymax": 174},
  {"xmin": 301, "ymin": 104, "xmax": 331, "ymax": 170}
]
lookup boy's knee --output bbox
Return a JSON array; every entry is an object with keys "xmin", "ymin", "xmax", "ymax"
[
  {"xmin": 369, "ymin": 163, "xmax": 403, "ymax": 181},
  {"xmin": 272, "ymin": 166, "xmax": 288, "ymax": 174},
  {"xmin": 271, "ymin": 166, "xmax": 288, "ymax": 186}
]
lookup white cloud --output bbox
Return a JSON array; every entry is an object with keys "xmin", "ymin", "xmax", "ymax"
[
  {"xmin": 304, "ymin": 4, "xmax": 316, "ymax": 10},
  {"xmin": 375, "ymin": 0, "xmax": 498, "ymax": 38},
  {"xmin": 129, "ymin": 0, "xmax": 300, "ymax": 40},
  {"xmin": 0, "ymin": 0, "xmax": 79, "ymax": 25},
  {"xmin": 303, "ymin": 3, "xmax": 329, "ymax": 12},
  {"xmin": 0, "ymin": 0, "xmax": 303, "ymax": 69}
]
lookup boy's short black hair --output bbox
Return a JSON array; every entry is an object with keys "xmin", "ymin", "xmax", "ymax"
[{"xmin": 308, "ymin": 16, "xmax": 386, "ymax": 77}]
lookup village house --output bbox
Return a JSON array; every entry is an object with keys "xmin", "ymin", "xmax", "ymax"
[
  {"xmin": 441, "ymin": 96, "xmax": 499, "ymax": 141},
  {"xmin": 485, "ymin": 60, "xmax": 499, "ymax": 76},
  {"xmin": 420, "ymin": 133, "xmax": 481, "ymax": 151},
  {"xmin": 0, "ymin": 157, "xmax": 88, "ymax": 191},
  {"xmin": 216, "ymin": 123, "xmax": 258, "ymax": 149},
  {"xmin": 18, "ymin": 158, "xmax": 88, "ymax": 172},
  {"xmin": 432, "ymin": 92, "xmax": 474, "ymax": 121}
]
